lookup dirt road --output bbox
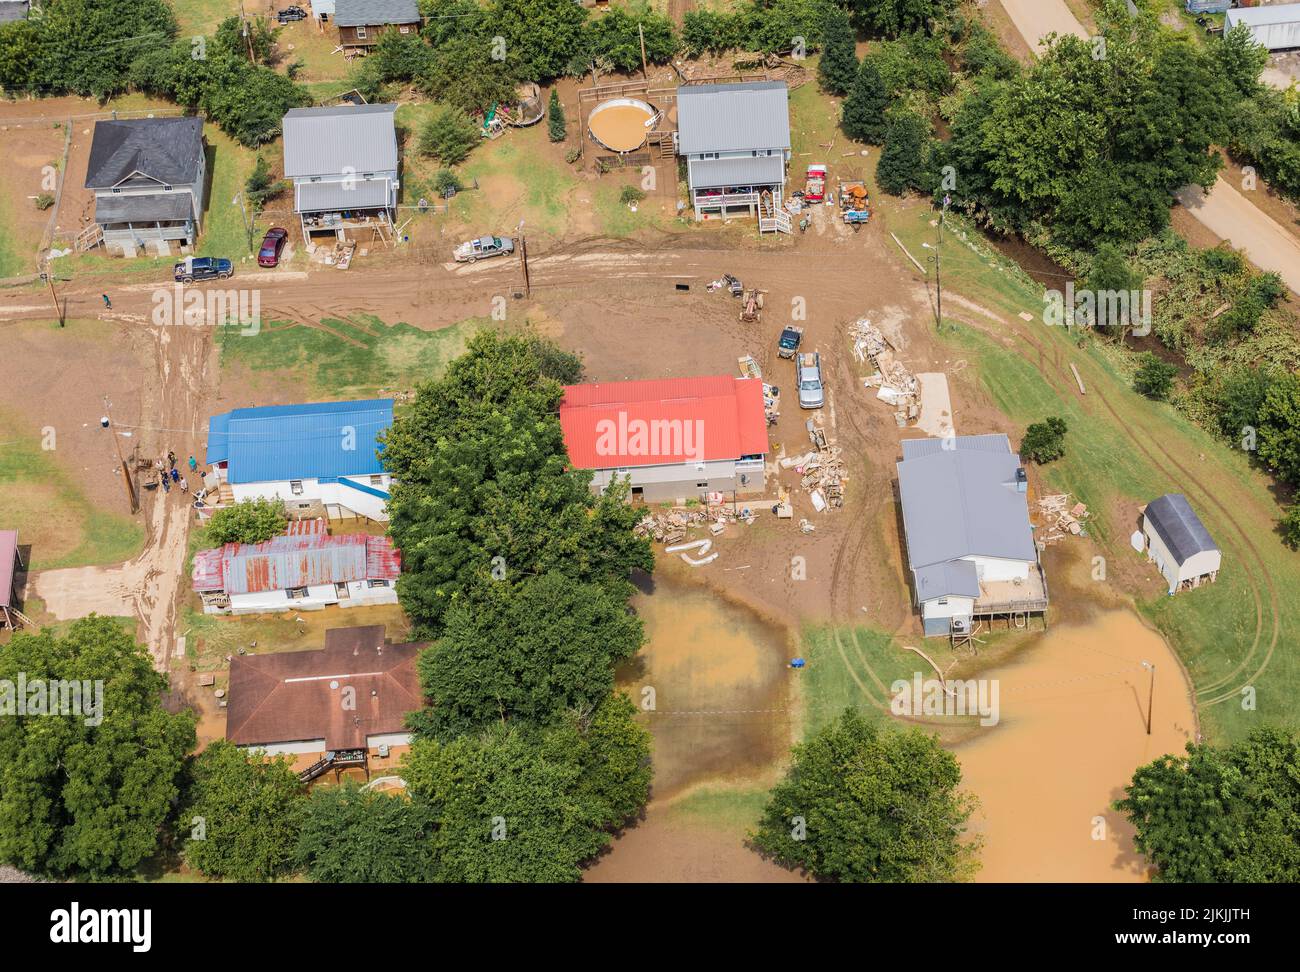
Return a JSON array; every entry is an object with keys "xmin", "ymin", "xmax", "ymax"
[
  {"xmin": 1176, "ymin": 178, "xmax": 1300, "ymax": 294},
  {"xmin": 997, "ymin": 0, "xmax": 1088, "ymax": 47},
  {"xmin": 998, "ymin": 0, "xmax": 1300, "ymax": 294}
]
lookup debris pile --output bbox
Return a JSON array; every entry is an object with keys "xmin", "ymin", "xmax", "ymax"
[
  {"xmin": 779, "ymin": 435, "xmax": 845, "ymax": 511},
  {"xmin": 852, "ymin": 318, "xmax": 919, "ymax": 426},
  {"xmin": 634, "ymin": 498, "xmax": 759, "ymax": 548},
  {"xmin": 1037, "ymin": 494, "xmax": 1090, "ymax": 545}
]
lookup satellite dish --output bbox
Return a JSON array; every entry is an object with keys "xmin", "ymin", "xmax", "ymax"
[{"xmin": 1130, "ymin": 530, "xmax": 1145, "ymax": 553}]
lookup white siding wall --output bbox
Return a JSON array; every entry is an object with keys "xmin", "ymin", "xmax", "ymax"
[
  {"xmin": 230, "ymin": 474, "xmax": 391, "ymax": 520},
  {"xmin": 587, "ymin": 458, "xmax": 765, "ymax": 503},
  {"xmin": 243, "ymin": 740, "xmax": 327, "ymax": 757},
  {"xmin": 965, "ymin": 556, "xmax": 1031, "ymax": 583},
  {"xmin": 216, "ymin": 579, "xmax": 397, "ymax": 615},
  {"xmin": 367, "ymin": 732, "xmax": 413, "ymax": 749},
  {"xmin": 921, "ymin": 596, "xmax": 975, "ymax": 620},
  {"xmin": 1142, "ymin": 521, "xmax": 1221, "ymax": 592}
]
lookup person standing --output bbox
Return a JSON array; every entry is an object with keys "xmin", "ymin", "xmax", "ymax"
[
  {"xmin": 102, "ymin": 294, "xmax": 112, "ymax": 310},
  {"xmin": 179, "ymin": 476, "xmax": 189, "ymax": 493},
  {"xmin": 161, "ymin": 474, "xmax": 171, "ymax": 494},
  {"xmin": 167, "ymin": 450, "xmax": 177, "ymax": 470},
  {"xmin": 170, "ymin": 467, "xmax": 180, "ymax": 484},
  {"xmin": 188, "ymin": 455, "xmax": 198, "ymax": 473}
]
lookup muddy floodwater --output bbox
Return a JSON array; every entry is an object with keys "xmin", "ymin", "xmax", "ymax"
[
  {"xmin": 957, "ymin": 610, "xmax": 1196, "ymax": 882},
  {"xmin": 618, "ymin": 574, "xmax": 794, "ymax": 798}
]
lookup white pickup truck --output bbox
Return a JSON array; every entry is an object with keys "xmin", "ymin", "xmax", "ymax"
[{"xmin": 454, "ymin": 235, "xmax": 515, "ymax": 263}]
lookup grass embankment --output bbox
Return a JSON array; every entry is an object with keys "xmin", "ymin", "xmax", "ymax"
[
  {"xmin": 216, "ymin": 314, "xmax": 482, "ymax": 399},
  {"xmin": 0, "ymin": 407, "xmax": 143, "ymax": 570}
]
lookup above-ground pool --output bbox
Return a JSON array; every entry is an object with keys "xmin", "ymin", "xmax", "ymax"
[{"xmin": 588, "ymin": 98, "xmax": 657, "ymax": 153}]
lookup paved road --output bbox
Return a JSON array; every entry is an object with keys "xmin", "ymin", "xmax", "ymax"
[{"xmin": 999, "ymin": 0, "xmax": 1300, "ymax": 294}]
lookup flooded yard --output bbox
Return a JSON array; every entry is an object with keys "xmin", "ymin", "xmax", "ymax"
[
  {"xmin": 957, "ymin": 610, "xmax": 1197, "ymax": 882},
  {"xmin": 618, "ymin": 573, "xmax": 796, "ymax": 799}
]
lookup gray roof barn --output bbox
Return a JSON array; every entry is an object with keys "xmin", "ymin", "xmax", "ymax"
[
  {"xmin": 896, "ymin": 434, "xmax": 1037, "ymax": 597},
  {"xmin": 334, "ymin": 0, "xmax": 420, "ymax": 27},
  {"xmin": 282, "ymin": 104, "xmax": 399, "ymax": 179},
  {"xmin": 84, "ymin": 116, "xmax": 205, "ymax": 189},
  {"xmin": 1144, "ymin": 493, "xmax": 1218, "ymax": 565},
  {"xmin": 676, "ymin": 81, "xmax": 791, "ymax": 156}
]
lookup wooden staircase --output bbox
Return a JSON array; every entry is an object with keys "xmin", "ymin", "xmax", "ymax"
[{"xmin": 75, "ymin": 224, "xmax": 102, "ymax": 252}]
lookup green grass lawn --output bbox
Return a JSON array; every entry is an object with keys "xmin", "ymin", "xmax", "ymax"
[
  {"xmin": 0, "ymin": 405, "xmax": 144, "ymax": 570},
  {"xmin": 216, "ymin": 314, "xmax": 483, "ymax": 399},
  {"xmin": 665, "ymin": 786, "xmax": 771, "ymax": 833},
  {"xmin": 0, "ymin": 190, "xmax": 23, "ymax": 278},
  {"xmin": 884, "ymin": 203, "xmax": 1300, "ymax": 742}
]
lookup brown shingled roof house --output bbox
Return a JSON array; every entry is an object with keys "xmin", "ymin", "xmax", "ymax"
[{"xmin": 225, "ymin": 625, "xmax": 425, "ymax": 782}]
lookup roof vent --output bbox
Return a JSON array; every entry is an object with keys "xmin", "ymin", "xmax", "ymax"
[{"xmin": 1015, "ymin": 467, "xmax": 1028, "ymax": 493}]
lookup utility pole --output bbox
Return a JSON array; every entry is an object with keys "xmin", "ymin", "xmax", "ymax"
[
  {"xmin": 41, "ymin": 270, "xmax": 64, "ymax": 327},
  {"xmin": 639, "ymin": 24, "xmax": 648, "ymax": 80},
  {"xmin": 232, "ymin": 191, "xmax": 254, "ymax": 251},
  {"xmin": 101, "ymin": 397, "xmax": 140, "ymax": 515},
  {"xmin": 934, "ymin": 193, "xmax": 949, "ymax": 331},
  {"xmin": 519, "ymin": 233, "xmax": 531, "ymax": 298},
  {"xmin": 1142, "ymin": 661, "xmax": 1155, "ymax": 736}
]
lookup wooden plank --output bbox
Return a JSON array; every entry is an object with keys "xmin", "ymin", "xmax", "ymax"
[{"xmin": 1069, "ymin": 362, "xmax": 1086, "ymax": 395}]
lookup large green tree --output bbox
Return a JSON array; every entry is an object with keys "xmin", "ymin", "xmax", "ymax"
[
  {"xmin": 752, "ymin": 709, "xmax": 980, "ymax": 882},
  {"xmin": 404, "ymin": 694, "xmax": 650, "ymax": 882},
  {"xmin": 841, "ymin": 57, "xmax": 889, "ymax": 145},
  {"xmin": 846, "ymin": 0, "xmax": 954, "ymax": 37},
  {"xmin": 296, "ymin": 783, "xmax": 437, "ymax": 882},
  {"xmin": 0, "ymin": 617, "xmax": 195, "ymax": 878},
  {"xmin": 1256, "ymin": 370, "xmax": 1300, "ymax": 486},
  {"xmin": 382, "ymin": 332, "xmax": 651, "ymax": 635},
  {"xmin": 875, "ymin": 111, "xmax": 932, "ymax": 196},
  {"xmin": 1115, "ymin": 727, "xmax": 1300, "ymax": 882},
  {"xmin": 410, "ymin": 571, "xmax": 644, "ymax": 741},
  {"xmin": 181, "ymin": 740, "xmax": 305, "ymax": 882},
  {"xmin": 817, "ymin": 7, "xmax": 858, "ymax": 97}
]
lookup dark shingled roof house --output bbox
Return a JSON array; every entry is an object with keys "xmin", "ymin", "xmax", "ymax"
[
  {"xmin": 84, "ymin": 116, "xmax": 207, "ymax": 256},
  {"xmin": 334, "ymin": 0, "xmax": 420, "ymax": 48}
]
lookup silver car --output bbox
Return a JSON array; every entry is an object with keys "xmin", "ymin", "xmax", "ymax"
[{"xmin": 797, "ymin": 351, "xmax": 824, "ymax": 409}]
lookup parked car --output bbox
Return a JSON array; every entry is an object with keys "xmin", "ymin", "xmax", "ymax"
[
  {"xmin": 778, "ymin": 325, "xmax": 804, "ymax": 359},
  {"xmin": 797, "ymin": 351, "xmax": 825, "ymax": 409},
  {"xmin": 257, "ymin": 227, "xmax": 289, "ymax": 268},
  {"xmin": 277, "ymin": 6, "xmax": 307, "ymax": 22},
  {"xmin": 453, "ymin": 235, "xmax": 515, "ymax": 263},
  {"xmin": 173, "ymin": 257, "xmax": 232, "ymax": 283}
]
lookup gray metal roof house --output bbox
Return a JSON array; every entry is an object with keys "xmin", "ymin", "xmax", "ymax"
[
  {"xmin": 676, "ymin": 81, "xmax": 792, "ymax": 232},
  {"xmin": 282, "ymin": 104, "xmax": 399, "ymax": 244},
  {"xmin": 333, "ymin": 0, "xmax": 420, "ymax": 48},
  {"xmin": 84, "ymin": 116, "xmax": 206, "ymax": 257},
  {"xmin": 897, "ymin": 434, "xmax": 1048, "ymax": 638},
  {"xmin": 1141, "ymin": 493, "xmax": 1221, "ymax": 594}
]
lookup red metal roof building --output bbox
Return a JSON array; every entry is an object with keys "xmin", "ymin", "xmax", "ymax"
[{"xmin": 558, "ymin": 375, "xmax": 769, "ymax": 503}]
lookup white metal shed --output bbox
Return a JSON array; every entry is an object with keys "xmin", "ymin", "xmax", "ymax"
[{"xmin": 1225, "ymin": 3, "xmax": 1300, "ymax": 51}]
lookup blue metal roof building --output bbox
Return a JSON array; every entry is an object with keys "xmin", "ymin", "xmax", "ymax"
[{"xmin": 206, "ymin": 400, "xmax": 394, "ymax": 485}]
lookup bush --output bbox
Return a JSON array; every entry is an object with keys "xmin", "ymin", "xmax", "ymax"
[
  {"xmin": 34, "ymin": 193, "xmax": 54, "ymax": 210},
  {"xmin": 1133, "ymin": 354, "xmax": 1179, "ymax": 401},
  {"xmin": 619, "ymin": 185, "xmax": 646, "ymax": 205},
  {"xmin": 875, "ymin": 112, "xmax": 931, "ymax": 196},
  {"xmin": 1280, "ymin": 503, "xmax": 1300, "ymax": 550},
  {"xmin": 547, "ymin": 87, "xmax": 566, "ymax": 143},
  {"xmin": 419, "ymin": 106, "xmax": 480, "ymax": 165},
  {"xmin": 434, "ymin": 168, "xmax": 462, "ymax": 197},
  {"xmin": 245, "ymin": 155, "xmax": 285, "ymax": 209},
  {"xmin": 202, "ymin": 498, "xmax": 287, "ymax": 546},
  {"xmin": 1020, "ymin": 416, "xmax": 1068, "ymax": 464}
]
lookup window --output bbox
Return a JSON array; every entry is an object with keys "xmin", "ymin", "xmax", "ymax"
[
  {"xmin": 399, "ymin": 25, "xmax": 410, "ymax": 33},
  {"xmin": 937, "ymin": 598, "xmax": 948, "ymax": 606},
  {"xmin": 290, "ymin": 480, "xmax": 304, "ymax": 495},
  {"xmin": 356, "ymin": 25, "xmax": 367, "ymax": 38},
  {"xmin": 334, "ymin": 582, "xmax": 350, "ymax": 598},
  {"xmin": 287, "ymin": 587, "xmax": 308, "ymax": 599},
  {"xmin": 163, "ymin": 185, "xmax": 172, "ymax": 191},
  {"xmin": 696, "ymin": 482, "xmax": 708, "ymax": 489},
  {"xmin": 370, "ymin": 475, "xmax": 384, "ymax": 487},
  {"xmin": 367, "ymin": 579, "xmax": 389, "ymax": 589}
]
